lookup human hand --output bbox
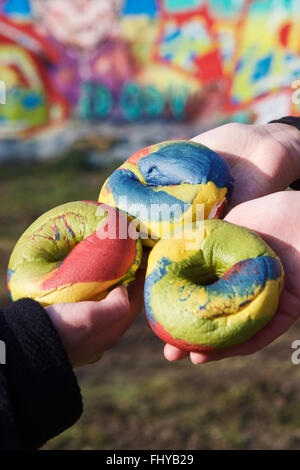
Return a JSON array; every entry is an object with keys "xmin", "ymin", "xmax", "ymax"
[
  {"xmin": 46, "ymin": 266, "xmax": 146, "ymax": 368},
  {"xmin": 164, "ymin": 191, "xmax": 300, "ymax": 364},
  {"xmin": 192, "ymin": 122, "xmax": 300, "ymax": 208}
]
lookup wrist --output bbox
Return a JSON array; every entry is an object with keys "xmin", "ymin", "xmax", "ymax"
[{"xmin": 46, "ymin": 304, "xmax": 74, "ymax": 366}]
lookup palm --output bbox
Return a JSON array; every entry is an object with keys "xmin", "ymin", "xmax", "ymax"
[
  {"xmin": 192, "ymin": 122, "xmax": 300, "ymax": 207},
  {"xmin": 165, "ymin": 192, "xmax": 300, "ymax": 363}
]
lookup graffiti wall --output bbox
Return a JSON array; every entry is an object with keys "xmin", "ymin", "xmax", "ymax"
[{"xmin": 0, "ymin": 0, "xmax": 300, "ymax": 137}]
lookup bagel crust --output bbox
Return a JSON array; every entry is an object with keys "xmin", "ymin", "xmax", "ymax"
[
  {"xmin": 99, "ymin": 140, "xmax": 233, "ymax": 246},
  {"xmin": 144, "ymin": 220, "xmax": 284, "ymax": 351},
  {"xmin": 7, "ymin": 201, "xmax": 142, "ymax": 306}
]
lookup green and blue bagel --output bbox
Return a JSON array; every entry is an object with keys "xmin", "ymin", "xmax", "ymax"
[
  {"xmin": 144, "ymin": 220, "xmax": 284, "ymax": 351},
  {"xmin": 99, "ymin": 140, "xmax": 233, "ymax": 246}
]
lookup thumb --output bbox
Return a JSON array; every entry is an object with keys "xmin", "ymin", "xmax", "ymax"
[{"xmin": 93, "ymin": 286, "xmax": 131, "ymax": 329}]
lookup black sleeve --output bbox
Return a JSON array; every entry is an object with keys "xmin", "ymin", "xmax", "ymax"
[
  {"xmin": 0, "ymin": 298, "xmax": 83, "ymax": 450},
  {"xmin": 269, "ymin": 116, "xmax": 300, "ymax": 132},
  {"xmin": 269, "ymin": 116, "xmax": 300, "ymax": 190}
]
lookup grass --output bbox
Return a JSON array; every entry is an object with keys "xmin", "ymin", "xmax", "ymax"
[{"xmin": 1, "ymin": 151, "xmax": 300, "ymax": 450}]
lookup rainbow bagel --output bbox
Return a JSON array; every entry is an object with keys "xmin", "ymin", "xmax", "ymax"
[
  {"xmin": 7, "ymin": 201, "xmax": 142, "ymax": 306},
  {"xmin": 99, "ymin": 140, "xmax": 233, "ymax": 246},
  {"xmin": 144, "ymin": 220, "xmax": 284, "ymax": 351}
]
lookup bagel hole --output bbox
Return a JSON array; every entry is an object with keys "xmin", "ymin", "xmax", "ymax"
[{"xmin": 179, "ymin": 265, "xmax": 219, "ymax": 286}]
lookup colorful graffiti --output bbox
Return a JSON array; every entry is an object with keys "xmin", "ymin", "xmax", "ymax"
[{"xmin": 0, "ymin": 0, "xmax": 300, "ymax": 137}]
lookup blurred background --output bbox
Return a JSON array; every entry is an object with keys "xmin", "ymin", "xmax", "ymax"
[{"xmin": 1, "ymin": 0, "xmax": 300, "ymax": 450}]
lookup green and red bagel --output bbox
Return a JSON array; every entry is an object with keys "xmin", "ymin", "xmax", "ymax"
[{"xmin": 7, "ymin": 201, "xmax": 142, "ymax": 306}]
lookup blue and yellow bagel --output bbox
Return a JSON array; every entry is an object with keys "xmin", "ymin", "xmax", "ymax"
[
  {"xmin": 144, "ymin": 220, "xmax": 284, "ymax": 351},
  {"xmin": 99, "ymin": 140, "xmax": 234, "ymax": 246}
]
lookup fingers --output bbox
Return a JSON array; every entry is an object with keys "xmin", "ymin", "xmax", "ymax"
[
  {"xmin": 191, "ymin": 123, "xmax": 248, "ymax": 166},
  {"xmin": 163, "ymin": 288, "xmax": 299, "ymax": 365},
  {"xmin": 102, "ymin": 247, "xmax": 149, "ymax": 327},
  {"xmin": 90, "ymin": 286, "xmax": 131, "ymax": 331},
  {"xmin": 91, "ymin": 269, "xmax": 146, "ymax": 341},
  {"xmin": 46, "ymin": 287, "xmax": 131, "ymax": 337},
  {"xmin": 68, "ymin": 287, "xmax": 134, "ymax": 365},
  {"xmin": 225, "ymin": 192, "xmax": 300, "ymax": 248},
  {"xmin": 189, "ymin": 308, "xmax": 296, "ymax": 364},
  {"xmin": 191, "ymin": 123, "xmax": 254, "ymax": 207},
  {"xmin": 47, "ymin": 271, "xmax": 146, "ymax": 367},
  {"xmin": 164, "ymin": 344, "xmax": 189, "ymax": 362},
  {"xmin": 192, "ymin": 123, "xmax": 300, "ymax": 208}
]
